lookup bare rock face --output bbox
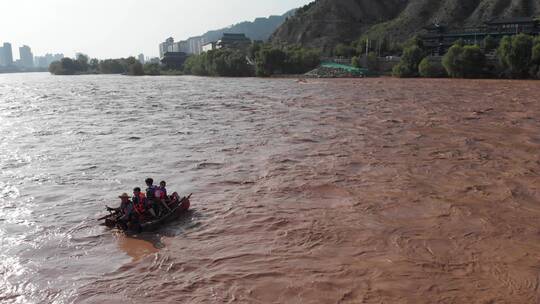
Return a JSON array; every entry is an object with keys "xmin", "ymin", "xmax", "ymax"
[{"xmin": 271, "ymin": 0, "xmax": 540, "ymax": 51}]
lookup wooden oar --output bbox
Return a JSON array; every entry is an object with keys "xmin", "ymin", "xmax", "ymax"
[{"xmin": 97, "ymin": 206, "xmax": 119, "ymax": 221}]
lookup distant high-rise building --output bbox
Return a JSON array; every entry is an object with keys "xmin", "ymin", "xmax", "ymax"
[
  {"xmin": 19, "ymin": 45, "xmax": 34, "ymax": 68},
  {"xmin": 169, "ymin": 37, "xmax": 206, "ymax": 56},
  {"xmin": 159, "ymin": 37, "xmax": 176, "ymax": 58},
  {"xmin": 160, "ymin": 36, "xmax": 207, "ymax": 57},
  {"xmin": 34, "ymin": 53, "xmax": 64, "ymax": 68},
  {"xmin": 187, "ymin": 36, "xmax": 206, "ymax": 55},
  {"xmin": 176, "ymin": 40, "xmax": 190, "ymax": 54},
  {"xmin": 138, "ymin": 53, "xmax": 145, "ymax": 64},
  {"xmin": 0, "ymin": 42, "xmax": 13, "ymax": 66},
  {"xmin": 3, "ymin": 43, "xmax": 13, "ymax": 65}
]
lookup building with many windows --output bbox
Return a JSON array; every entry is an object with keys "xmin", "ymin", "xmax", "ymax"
[
  {"xmin": 159, "ymin": 37, "xmax": 176, "ymax": 58},
  {"xmin": 176, "ymin": 40, "xmax": 190, "ymax": 53},
  {"xmin": 187, "ymin": 36, "xmax": 206, "ymax": 55},
  {"xmin": 19, "ymin": 45, "xmax": 34, "ymax": 68},
  {"xmin": 34, "ymin": 53, "xmax": 64, "ymax": 68},
  {"xmin": 159, "ymin": 36, "xmax": 207, "ymax": 58},
  {"xmin": 421, "ymin": 17, "xmax": 540, "ymax": 55},
  {"xmin": 0, "ymin": 42, "xmax": 13, "ymax": 66}
]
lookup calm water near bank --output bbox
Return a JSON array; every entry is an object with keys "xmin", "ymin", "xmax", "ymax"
[{"xmin": 1, "ymin": 73, "xmax": 540, "ymax": 303}]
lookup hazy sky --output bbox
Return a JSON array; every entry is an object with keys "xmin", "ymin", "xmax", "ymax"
[{"xmin": 0, "ymin": 0, "xmax": 312, "ymax": 59}]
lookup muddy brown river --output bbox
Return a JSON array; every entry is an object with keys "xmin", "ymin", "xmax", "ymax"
[{"xmin": 1, "ymin": 74, "xmax": 540, "ymax": 303}]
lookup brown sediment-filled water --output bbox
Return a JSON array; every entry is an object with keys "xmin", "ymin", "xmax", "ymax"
[{"xmin": 1, "ymin": 74, "xmax": 540, "ymax": 303}]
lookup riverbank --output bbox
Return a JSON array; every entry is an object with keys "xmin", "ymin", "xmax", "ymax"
[{"xmin": 0, "ymin": 67, "xmax": 48, "ymax": 74}]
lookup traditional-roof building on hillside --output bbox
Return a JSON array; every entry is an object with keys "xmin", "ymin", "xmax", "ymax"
[
  {"xmin": 217, "ymin": 33, "xmax": 251, "ymax": 50},
  {"xmin": 421, "ymin": 17, "xmax": 540, "ymax": 55},
  {"xmin": 486, "ymin": 17, "xmax": 539, "ymax": 32},
  {"xmin": 160, "ymin": 52, "xmax": 188, "ymax": 69}
]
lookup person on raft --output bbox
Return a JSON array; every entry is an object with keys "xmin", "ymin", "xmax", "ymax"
[
  {"xmin": 118, "ymin": 193, "xmax": 133, "ymax": 215},
  {"xmin": 156, "ymin": 180, "xmax": 168, "ymax": 201},
  {"xmin": 109, "ymin": 193, "xmax": 136, "ymax": 229},
  {"xmin": 133, "ymin": 186, "xmax": 157, "ymax": 218},
  {"xmin": 145, "ymin": 178, "xmax": 171, "ymax": 215},
  {"xmin": 156, "ymin": 180, "xmax": 173, "ymax": 210}
]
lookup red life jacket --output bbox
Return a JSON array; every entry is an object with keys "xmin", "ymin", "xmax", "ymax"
[
  {"xmin": 133, "ymin": 192, "xmax": 146, "ymax": 215},
  {"xmin": 155, "ymin": 187, "xmax": 167, "ymax": 200}
]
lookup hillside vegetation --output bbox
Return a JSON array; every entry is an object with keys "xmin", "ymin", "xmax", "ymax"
[{"xmin": 271, "ymin": 0, "xmax": 540, "ymax": 52}]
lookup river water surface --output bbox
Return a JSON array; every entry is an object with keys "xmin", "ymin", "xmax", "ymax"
[{"xmin": 1, "ymin": 73, "xmax": 540, "ymax": 303}]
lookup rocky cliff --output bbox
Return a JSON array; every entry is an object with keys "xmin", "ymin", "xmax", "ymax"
[{"xmin": 271, "ymin": 0, "xmax": 540, "ymax": 51}]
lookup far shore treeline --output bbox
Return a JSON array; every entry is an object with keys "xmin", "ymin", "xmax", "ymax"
[
  {"xmin": 48, "ymin": 55, "xmax": 150, "ymax": 76},
  {"xmin": 49, "ymin": 33, "xmax": 540, "ymax": 80},
  {"xmin": 330, "ymin": 32, "xmax": 540, "ymax": 80},
  {"xmin": 183, "ymin": 43, "xmax": 320, "ymax": 77},
  {"xmin": 48, "ymin": 43, "xmax": 322, "ymax": 77},
  {"xmin": 389, "ymin": 33, "xmax": 540, "ymax": 79}
]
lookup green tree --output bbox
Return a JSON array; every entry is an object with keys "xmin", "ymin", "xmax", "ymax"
[
  {"xmin": 355, "ymin": 39, "xmax": 368, "ymax": 56},
  {"xmin": 253, "ymin": 45, "xmax": 320, "ymax": 76},
  {"xmin": 89, "ymin": 58, "xmax": 99, "ymax": 72},
  {"xmin": 183, "ymin": 49, "xmax": 253, "ymax": 77},
  {"xmin": 497, "ymin": 34, "xmax": 534, "ymax": 78},
  {"xmin": 392, "ymin": 62, "xmax": 413, "ymax": 78},
  {"xmin": 483, "ymin": 35, "xmax": 497, "ymax": 52},
  {"xmin": 123, "ymin": 57, "xmax": 138, "ymax": 71},
  {"xmin": 461, "ymin": 45, "xmax": 486, "ymax": 77},
  {"xmin": 418, "ymin": 58, "xmax": 432, "ymax": 77},
  {"xmin": 402, "ymin": 35, "xmax": 424, "ymax": 50},
  {"xmin": 211, "ymin": 49, "xmax": 252, "ymax": 76},
  {"xmin": 392, "ymin": 45, "xmax": 424, "ymax": 77},
  {"xmin": 99, "ymin": 59, "xmax": 126, "ymax": 74},
  {"xmin": 184, "ymin": 53, "xmax": 209, "ymax": 76},
  {"xmin": 49, "ymin": 56, "xmax": 97, "ymax": 75},
  {"xmin": 127, "ymin": 61, "xmax": 144, "ymax": 76},
  {"xmin": 509, "ymin": 34, "xmax": 533, "ymax": 77},
  {"xmin": 442, "ymin": 44, "xmax": 463, "ymax": 78},
  {"xmin": 454, "ymin": 39, "xmax": 464, "ymax": 47},
  {"xmin": 334, "ymin": 43, "xmax": 356, "ymax": 57},
  {"xmin": 442, "ymin": 43, "xmax": 485, "ymax": 78},
  {"xmin": 55, "ymin": 58, "xmax": 77, "ymax": 75},
  {"xmin": 48, "ymin": 61, "xmax": 63, "ymax": 75},
  {"xmin": 532, "ymin": 37, "xmax": 540, "ymax": 63},
  {"xmin": 530, "ymin": 37, "xmax": 540, "ymax": 78},
  {"xmin": 143, "ymin": 63, "xmax": 161, "ymax": 75},
  {"xmin": 283, "ymin": 46, "xmax": 320, "ymax": 74},
  {"xmin": 248, "ymin": 41, "xmax": 263, "ymax": 59},
  {"xmin": 255, "ymin": 47, "xmax": 287, "ymax": 76},
  {"xmin": 366, "ymin": 52, "xmax": 378, "ymax": 71},
  {"xmin": 76, "ymin": 54, "xmax": 89, "ymax": 72},
  {"xmin": 351, "ymin": 56, "xmax": 361, "ymax": 68},
  {"xmin": 355, "ymin": 37, "xmax": 385, "ymax": 56},
  {"xmin": 419, "ymin": 57, "xmax": 445, "ymax": 77}
]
